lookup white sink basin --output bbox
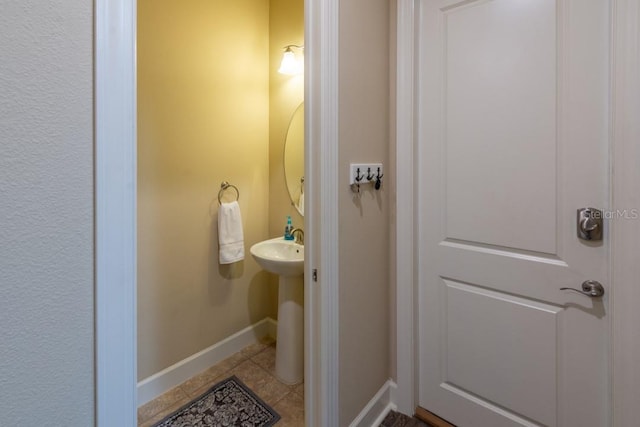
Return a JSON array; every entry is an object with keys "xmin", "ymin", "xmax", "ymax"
[{"xmin": 250, "ymin": 237, "xmax": 304, "ymax": 276}]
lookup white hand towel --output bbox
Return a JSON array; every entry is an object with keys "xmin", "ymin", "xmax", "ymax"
[
  {"xmin": 218, "ymin": 201, "xmax": 245, "ymax": 264},
  {"xmin": 296, "ymin": 192, "xmax": 304, "ymax": 216}
]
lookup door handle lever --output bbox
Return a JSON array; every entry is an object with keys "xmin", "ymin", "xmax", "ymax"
[{"xmin": 560, "ymin": 280, "xmax": 605, "ymax": 298}]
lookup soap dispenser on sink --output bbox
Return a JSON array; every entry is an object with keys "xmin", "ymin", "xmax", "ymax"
[{"xmin": 284, "ymin": 215, "xmax": 294, "ymax": 240}]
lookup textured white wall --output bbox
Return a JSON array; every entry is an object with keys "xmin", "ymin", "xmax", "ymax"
[{"xmin": 0, "ymin": 2, "xmax": 94, "ymax": 425}]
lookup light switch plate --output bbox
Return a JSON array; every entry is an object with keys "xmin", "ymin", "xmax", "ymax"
[{"xmin": 349, "ymin": 163, "xmax": 383, "ymax": 185}]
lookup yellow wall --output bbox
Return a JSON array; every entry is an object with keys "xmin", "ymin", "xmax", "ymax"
[
  {"xmin": 137, "ymin": 0, "xmax": 274, "ymax": 380},
  {"xmin": 269, "ymin": 0, "xmax": 305, "ymax": 236}
]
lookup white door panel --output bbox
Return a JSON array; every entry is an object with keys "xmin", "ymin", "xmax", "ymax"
[
  {"xmin": 444, "ymin": 0, "xmax": 558, "ymax": 254},
  {"xmin": 417, "ymin": 0, "xmax": 610, "ymax": 426},
  {"xmin": 445, "ymin": 280, "xmax": 561, "ymax": 427}
]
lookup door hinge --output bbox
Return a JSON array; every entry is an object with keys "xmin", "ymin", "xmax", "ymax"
[{"xmin": 312, "ymin": 269, "xmax": 318, "ymax": 282}]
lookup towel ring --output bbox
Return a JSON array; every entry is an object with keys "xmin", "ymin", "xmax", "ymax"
[{"xmin": 218, "ymin": 181, "xmax": 240, "ymax": 204}]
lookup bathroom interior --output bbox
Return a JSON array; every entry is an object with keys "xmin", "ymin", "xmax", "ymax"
[{"xmin": 136, "ymin": 0, "xmax": 305, "ymax": 423}]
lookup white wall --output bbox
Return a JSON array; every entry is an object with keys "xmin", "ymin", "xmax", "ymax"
[{"xmin": 0, "ymin": 1, "xmax": 94, "ymax": 424}]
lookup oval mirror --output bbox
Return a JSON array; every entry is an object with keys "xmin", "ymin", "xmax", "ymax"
[{"xmin": 284, "ymin": 103, "xmax": 304, "ymax": 216}]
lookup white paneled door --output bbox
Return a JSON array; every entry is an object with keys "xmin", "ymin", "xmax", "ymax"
[{"xmin": 416, "ymin": 1, "xmax": 610, "ymax": 426}]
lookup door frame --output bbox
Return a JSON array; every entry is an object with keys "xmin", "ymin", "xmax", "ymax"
[
  {"xmin": 393, "ymin": 1, "xmax": 640, "ymax": 425},
  {"xmin": 94, "ymin": 0, "xmax": 340, "ymax": 425}
]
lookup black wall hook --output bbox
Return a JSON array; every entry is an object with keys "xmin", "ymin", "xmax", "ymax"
[{"xmin": 366, "ymin": 167, "xmax": 375, "ymax": 181}]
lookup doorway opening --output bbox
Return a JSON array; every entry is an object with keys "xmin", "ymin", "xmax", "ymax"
[
  {"xmin": 95, "ymin": 0, "xmax": 340, "ymax": 424},
  {"xmin": 135, "ymin": 0, "xmax": 305, "ymax": 423}
]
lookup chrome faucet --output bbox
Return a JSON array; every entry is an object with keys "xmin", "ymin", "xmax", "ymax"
[{"xmin": 291, "ymin": 228, "xmax": 304, "ymax": 245}]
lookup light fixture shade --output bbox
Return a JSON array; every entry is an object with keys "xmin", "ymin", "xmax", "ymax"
[{"xmin": 278, "ymin": 50, "xmax": 303, "ymax": 75}]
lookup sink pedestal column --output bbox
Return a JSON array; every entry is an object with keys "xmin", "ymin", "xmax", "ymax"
[{"xmin": 275, "ymin": 274, "xmax": 304, "ymax": 384}]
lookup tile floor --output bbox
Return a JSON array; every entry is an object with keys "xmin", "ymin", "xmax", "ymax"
[
  {"xmin": 137, "ymin": 337, "xmax": 304, "ymax": 427},
  {"xmin": 380, "ymin": 411, "xmax": 431, "ymax": 427}
]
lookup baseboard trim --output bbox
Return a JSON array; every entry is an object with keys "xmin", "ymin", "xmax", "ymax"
[
  {"xmin": 137, "ymin": 317, "xmax": 277, "ymax": 406},
  {"xmin": 349, "ymin": 380, "xmax": 398, "ymax": 427}
]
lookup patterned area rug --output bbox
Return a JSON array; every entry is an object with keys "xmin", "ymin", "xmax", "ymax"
[{"xmin": 152, "ymin": 376, "xmax": 280, "ymax": 427}]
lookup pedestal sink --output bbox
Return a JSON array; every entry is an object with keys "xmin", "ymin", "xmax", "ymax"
[{"xmin": 250, "ymin": 237, "xmax": 304, "ymax": 384}]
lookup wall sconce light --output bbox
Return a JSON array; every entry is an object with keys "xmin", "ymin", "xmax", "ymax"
[{"xmin": 278, "ymin": 45, "xmax": 304, "ymax": 75}]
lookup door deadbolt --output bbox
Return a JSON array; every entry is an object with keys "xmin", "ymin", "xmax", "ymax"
[{"xmin": 577, "ymin": 208, "xmax": 603, "ymax": 241}]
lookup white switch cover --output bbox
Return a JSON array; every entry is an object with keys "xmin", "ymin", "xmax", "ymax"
[{"xmin": 349, "ymin": 163, "xmax": 383, "ymax": 185}]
